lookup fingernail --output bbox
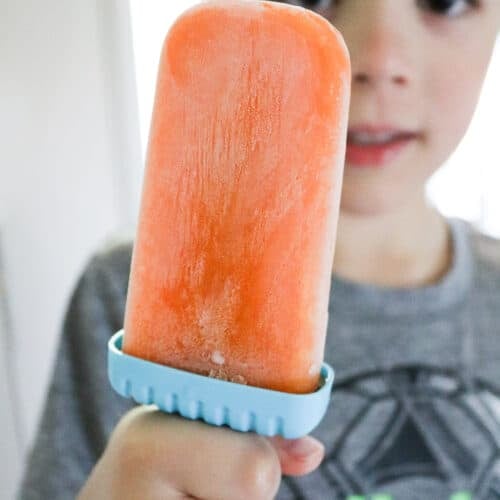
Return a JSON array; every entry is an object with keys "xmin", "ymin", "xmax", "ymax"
[{"xmin": 282, "ymin": 437, "xmax": 324, "ymax": 459}]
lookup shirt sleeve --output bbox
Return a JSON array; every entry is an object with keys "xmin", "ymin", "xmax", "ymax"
[{"xmin": 17, "ymin": 247, "xmax": 135, "ymax": 500}]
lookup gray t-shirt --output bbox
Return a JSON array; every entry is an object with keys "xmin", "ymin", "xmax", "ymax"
[{"xmin": 18, "ymin": 219, "xmax": 500, "ymax": 500}]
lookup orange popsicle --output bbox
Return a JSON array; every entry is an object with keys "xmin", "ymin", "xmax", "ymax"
[{"xmin": 123, "ymin": 0, "xmax": 350, "ymax": 394}]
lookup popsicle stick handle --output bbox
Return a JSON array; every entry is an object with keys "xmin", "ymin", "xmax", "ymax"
[{"xmin": 108, "ymin": 330, "xmax": 334, "ymax": 439}]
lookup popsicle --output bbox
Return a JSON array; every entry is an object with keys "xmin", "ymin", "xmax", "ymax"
[{"xmin": 122, "ymin": 0, "xmax": 350, "ymax": 395}]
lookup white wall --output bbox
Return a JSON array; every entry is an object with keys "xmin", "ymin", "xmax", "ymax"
[
  {"xmin": 0, "ymin": 1, "xmax": 141, "ymax": 498},
  {"xmin": 0, "ymin": 262, "xmax": 22, "ymax": 500}
]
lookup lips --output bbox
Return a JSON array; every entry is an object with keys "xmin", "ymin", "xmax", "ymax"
[{"xmin": 346, "ymin": 125, "xmax": 420, "ymax": 168}]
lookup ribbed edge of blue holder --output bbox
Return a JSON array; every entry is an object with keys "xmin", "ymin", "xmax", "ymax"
[{"xmin": 108, "ymin": 330, "xmax": 334, "ymax": 438}]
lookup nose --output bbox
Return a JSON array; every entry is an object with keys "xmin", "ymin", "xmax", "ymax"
[
  {"xmin": 339, "ymin": 0, "xmax": 415, "ymax": 90},
  {"xmin": 354, "ymin": 56, "xmax": 409, "ymax": 88}
]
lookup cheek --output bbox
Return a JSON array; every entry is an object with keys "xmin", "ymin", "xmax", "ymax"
[{"xmin": 426, "ymin": 45, "xmax": 493, "ymax": 164}]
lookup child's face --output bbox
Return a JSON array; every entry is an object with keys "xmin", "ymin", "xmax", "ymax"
[{"xmin": 280, "ymin": 0, "xmax": 500, "ymax": 216}]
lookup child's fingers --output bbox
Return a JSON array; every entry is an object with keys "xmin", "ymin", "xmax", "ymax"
[
  {"xmin": 106, "ymin": 406, "xmax": 282, "ymax": 500},
  {"xmin": 80, "ymin": 406, "xmax": 325, "ymax": 500},
  {"xmin": 267, "ymin": 435, "xmax": 325, "ymax": 476}
]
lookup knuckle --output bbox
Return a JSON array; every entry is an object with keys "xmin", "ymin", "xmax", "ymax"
[
  {"xmin": 109, "ymin": 409, "xmax": 157, "ymax": 473},
  {"xmin": 102, "ymin": 410, "xmax": 183, "ymax": 499},
  {"xmin": 234, "ymin": 438, "xmax": 281, "ymax": 500},
  {"xmin": 103, "ymin": 435, "xmax": 151, "ymax": 497}
]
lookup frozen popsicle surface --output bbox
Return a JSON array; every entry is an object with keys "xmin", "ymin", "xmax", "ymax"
[{"xmin": 123, "ymin": 0, "xmax": 350, "ymax": 394}]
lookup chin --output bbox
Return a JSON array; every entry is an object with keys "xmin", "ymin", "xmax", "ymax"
[{"xmin": 339, "ymin": 174, "xmax": 420, "ymax": 217}]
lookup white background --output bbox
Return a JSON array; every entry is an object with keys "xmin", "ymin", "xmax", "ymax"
[
  {"xmin": 1, "ymin": 1, "xmax": 498, "ymax": 498},
  {"xmin": 1, "ymin": 1, "xmax": 141, "ymax": 498}
]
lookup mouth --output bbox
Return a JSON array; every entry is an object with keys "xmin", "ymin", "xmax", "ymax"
[{"xmin": 346, "ymin": 125, "xmax": 420, "ymax": 168}]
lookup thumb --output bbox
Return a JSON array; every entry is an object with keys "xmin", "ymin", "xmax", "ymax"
[{"xmin": 267, "ymin": 435, "xmax": 325, "ymax": 477}]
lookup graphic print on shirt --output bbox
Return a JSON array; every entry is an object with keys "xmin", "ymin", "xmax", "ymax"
[{"xmin": 280, "ymin": 366, "xmax": 500, "ymax": 500}]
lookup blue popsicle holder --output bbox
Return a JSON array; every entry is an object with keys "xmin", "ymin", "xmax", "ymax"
[{"xmin": 108, "ymin": 330, "xmax": 334, "ymax": 438}]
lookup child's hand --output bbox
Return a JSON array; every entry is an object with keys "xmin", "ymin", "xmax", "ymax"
[{"xmin": 77, "ymin": 405, "xmax": 324, "ymax": 499}]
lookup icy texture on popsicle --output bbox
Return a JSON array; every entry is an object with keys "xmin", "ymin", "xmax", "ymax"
[{"xmin": 123, "ymin": 0, "xmax": 350, "ymax": 394}]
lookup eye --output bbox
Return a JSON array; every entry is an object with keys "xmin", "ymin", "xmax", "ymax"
[
  {"xmin": 417, "ymin": 0, "xmax": 478, "ymax": 17},
  {"xmin": 285, "ymin": 0, "xmax": 337, "ymax": 11}
]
